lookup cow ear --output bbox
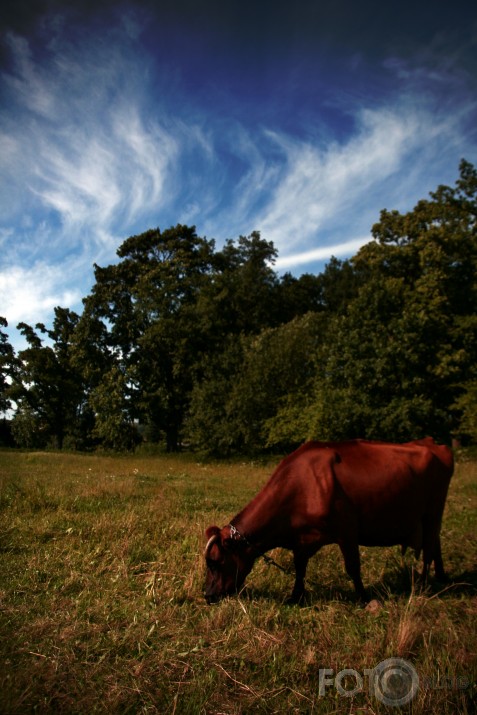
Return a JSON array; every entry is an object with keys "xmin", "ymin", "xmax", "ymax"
[
  {"xmin": 205, "ymin": 525, "xmax": 221, "ymax": 540},
  {"xmin": 204, "ymin": 525, "xmax": 223, "ymax": 559}
]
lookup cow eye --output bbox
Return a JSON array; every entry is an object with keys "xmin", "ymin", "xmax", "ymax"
[{"xmin": 206, "ymin": 558, "xmax": 220, "ymax": 570}]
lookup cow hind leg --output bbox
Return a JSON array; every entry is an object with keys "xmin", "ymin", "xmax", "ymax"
[
  {"xmin": 339, "ymin": 541, "xmax": 367, "ymax": 602},
  {"xmin": 422, "ymin": 528, "xmax": 447, "ymax": 584},
  {"xmin": 427, "ymin": 535, "xmax": 447, "ymax": 582},
  {"xmin": 433, "ymin": 537, "xmax": 447, "ymax": 581}
]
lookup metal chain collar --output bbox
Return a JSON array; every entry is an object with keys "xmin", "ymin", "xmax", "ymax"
[{"xmin": 228, "ymin": 523, "xmax": 290, "ymax": 574}]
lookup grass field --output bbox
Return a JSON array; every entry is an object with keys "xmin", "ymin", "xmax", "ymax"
[{"xmin": 0, "ymin": 449, "xmax": 476, "ymax": 714}]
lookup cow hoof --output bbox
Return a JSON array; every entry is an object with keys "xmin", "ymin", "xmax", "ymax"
[
  {"xmin": 286, "ymin": 591, "xmax": 309, "ymax": 606},
  {"xmin": 285, "ymin": 595, "xmax": 301, "ymax": 606}
]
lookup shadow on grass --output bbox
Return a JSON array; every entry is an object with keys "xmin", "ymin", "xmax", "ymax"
[
  {"xmin": 368, "ymin": 565, "xmax": 477, "ymax": 601},
  {"xmin": 224, "ymin": 565, "xmax": 477, "ymax": 608}
]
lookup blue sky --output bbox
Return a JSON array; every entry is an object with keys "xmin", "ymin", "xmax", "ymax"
[{"xmin": 1, "ymin": 0, "xmax": 476, "ymax": 348}]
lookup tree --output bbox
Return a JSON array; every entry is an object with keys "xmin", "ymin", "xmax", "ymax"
[
  {"xmin": 198, "ymin": 231, "xmax": 281, "ymax": 336},
  {"xmin": 6, "ymin": 162, "xmax": 475, "ymax": 453},
  {"xmin": 86, "ymin": 225, "xmax": 217, "ymax": 451},
  {"xmin": 276, "ymin": 272, "xmax": 324, "ymax": 323},
  {"xmin": 310, "ymin": 275, "xmax": 439, "ymax": 440},
  {"xmin": 309, "ymin": 159, "xmax": 477, "ymax": 442},
  {"xmin": 89, "ymin": 365, "xmax": 140, "ymax": 451},
  {"xmin": 186, "ymin": 336, "xmax": 247, "ymax": 456},
  {"xmin": 68, "ymin": 298, "xmax": 119, "ymax": 449},
  {"xmin": 85, "ymin": 226, "xmax": 296, "ymax": 451},
  {"xmin": 0, "ymin": 318, "xmax": 15, "ymax": 446},
  {"xmin": 10, "ymin": 308, "xmax": 86, "ymax": 449},
  {"xmin": 0, "ymin": 317, "xmax": 14, "ymax": 415},
  {"xmin": 188, "ymin": 313, "xmax": 326, "ymax": 455},
  {"xmin": 253, "ymin": 313, "xmax": 327, "ymax": 450},
  {"xmin": 316, "ymin": 256, "xmax": 361, "ymax": 314}
]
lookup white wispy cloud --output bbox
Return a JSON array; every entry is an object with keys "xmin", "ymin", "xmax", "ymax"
[
  {"xmin": 1, "ymin": 29, "xmax": 181, "ymax": 253},
  {"xmin": 0, "ymin": 20, "xmax": 200, "ymax": 338},
  {"xmin": 227, "ymin": 92, "xmax": 476, "ymax": 269},
  {"xmin": 0, "ymin": 263, "xmax": 82, "ymax": 328},
  {"xmin": 252, "ymin": 108, "xmax": 426, "ymax": 251},
  {"xmin": 275, "ymin": 238, "xmax": 370, "ymax": 270},
  {"xmin": 0, "ymin": 6, "xmax": 475, "ymax": 345}
]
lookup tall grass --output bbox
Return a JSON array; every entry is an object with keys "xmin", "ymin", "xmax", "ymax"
[{"xmin": 0, "ymin": 450, "xmax": 475, "ymax": 714}]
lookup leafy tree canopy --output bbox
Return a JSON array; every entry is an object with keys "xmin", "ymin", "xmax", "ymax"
[
  {"xmin": 3, "ymin": 160, "xmax": 476, "ymax": 453},
  {"xmin": 0, "ymin": 317, "xmax": 14, "ymax": 415}
]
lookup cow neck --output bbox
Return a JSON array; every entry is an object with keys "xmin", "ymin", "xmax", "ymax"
[{"xmin": 230, "ymin": 476, "xmax": 291, "ymax": 554}]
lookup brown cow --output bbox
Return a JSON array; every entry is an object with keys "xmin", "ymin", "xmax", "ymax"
[{"xmin": 204, "ymin": 438, "xmax": 453, "ymax": 604}]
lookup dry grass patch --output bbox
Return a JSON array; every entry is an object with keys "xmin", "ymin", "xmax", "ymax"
[{"xmin": 0, "ymin": 449, "xmax": 476, "ymax": 713}]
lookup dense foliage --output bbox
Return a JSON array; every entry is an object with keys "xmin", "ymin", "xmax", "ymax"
[{"xmin": 1, "ymin": 161, "xmax": 477, "ymax": 453}]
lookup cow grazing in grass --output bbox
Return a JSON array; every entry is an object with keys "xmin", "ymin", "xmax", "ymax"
[{"xmin": 204, "ymin": 438, "xmax": 453, "ymax": 604}]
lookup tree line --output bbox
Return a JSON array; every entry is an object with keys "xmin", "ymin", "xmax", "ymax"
[{"xmin": 1, "ymin": 160, "xmax": 476, "ymax": 455}]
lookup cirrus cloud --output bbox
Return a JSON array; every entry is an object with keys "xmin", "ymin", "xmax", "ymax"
[{"xmin": 0, "ymin": 1, "xmax": 476, "ymax": 350}]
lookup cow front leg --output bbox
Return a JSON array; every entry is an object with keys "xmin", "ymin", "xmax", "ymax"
[
  {"xmin": 339, "ymin": 541, "xmax": 367, "ymax": 602},
  {"xmin": 288, "ymin": 550, "xmax": 310, "ymax": 604}
]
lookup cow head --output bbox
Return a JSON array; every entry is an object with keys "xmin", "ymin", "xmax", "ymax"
[{"xmin": 203, "ymin": 525, "xmax": 255, "ymax": 603}]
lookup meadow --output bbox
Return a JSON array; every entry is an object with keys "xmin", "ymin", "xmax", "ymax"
[{"xmin": 0, "ymin": 449, "xmax": 475, "ymax": 714}]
